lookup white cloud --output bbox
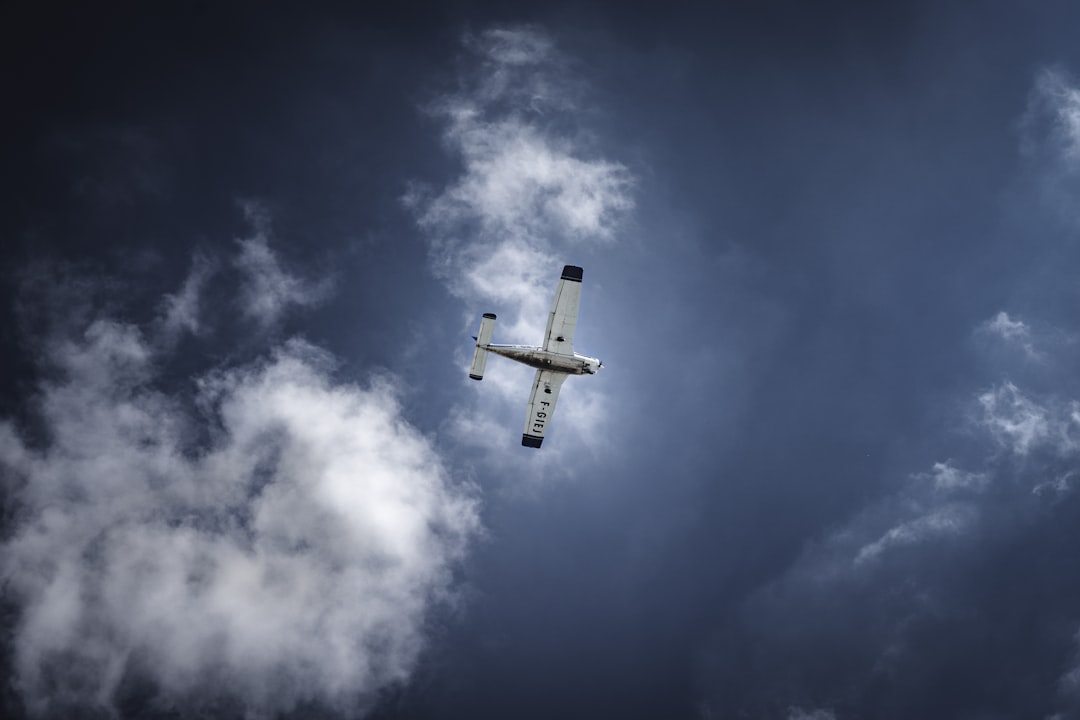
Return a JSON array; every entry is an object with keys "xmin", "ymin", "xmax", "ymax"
[
  {"xmin": 1031, "ymin": 68, "xmax": 1080, "ymax": 164},
  {"xmin": 984, "ymin": 311, "xmax": 1030, "ymax": 342},
  {"xmin": 854, "ymin": 504, "xmax": 975, "ymax": 566},
  {"xmin": 1, "ymin": 290, "xmax": 478, "ymax": 714},
  {"xmin": 977, "ymin": 381, "xmax": 1051, "ymax": 455},
  {"xmin": 849, "ymin": 378, "xmax": 1080, "ymax": 569},
  {"xmin": 738, "ymin": 303, "xmax": 1080, "ymax": 709},
  {"xmin": 407, "ymin": 25, "xmax": 633, "ymax": 337},
  {"xmin": 420, "ymin": 119, "xmax": 633, "ymax": 246},
  {"xmin": 924, "ymin": 461, "xmax": 987, "ymax": 492},
  {"xmin": 460, "ymin": 26, "xmax": 579, "ymax": 115},
  {"xmin": 978, "ymin": 310, "xmax": 1046, "ymax": 359},
  {"xmin": 787, "ymin": 708, "xmax": 837, "ymax": 720},
  {"xmin": 1033, "ymin": 471, "xmax": 1078, "ymax": 497},
  {"xmin": 406, "ymin": 26, "xmax": 633, "ymax": 462},
  {"xmin": 1021, "ymin": 67, "xmax": 1080, "ymax": 227},
  {"xmin": 974, "ymin": 383, "xmax": 1080, "ymax": 459},
  {"xmin": 468, "ymin": 26, "xmax": 553, "ymax": 68},
  {"xmin": 234, "ymin": 201, "xmax": 332, "ymax": 327},
  {"xmin": 158, "ymin": 253, "xmax": 215, "ymax": 340}
]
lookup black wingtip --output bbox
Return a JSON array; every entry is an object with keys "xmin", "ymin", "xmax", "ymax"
[
  {"xmin": 469, "ymin": 374, "xmax": 483, "ymax": 381},
  {"xmin": 483, "ymin": 312, "xmax": 497, "ymax": 319},
  {"xmin": 521, "ymin": 434, "xmax": 543, "ymax": 448},
  {"xmin": 560, "ymin": 265, "xmax": 583, "ymax": 282}
]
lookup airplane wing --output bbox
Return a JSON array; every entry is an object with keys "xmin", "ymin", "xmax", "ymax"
[
  {"xmin": 542, "ymin": 265, "xmax": 583, "ymax": 355},
  {"xmin": 521, "ymin": 369, "xmax": 568, "ymax": 448}
]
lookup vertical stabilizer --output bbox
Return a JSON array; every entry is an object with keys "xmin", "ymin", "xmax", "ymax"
[{"xmin": 469, "ymin": 313, "xmax": 496, "ymax": 380}]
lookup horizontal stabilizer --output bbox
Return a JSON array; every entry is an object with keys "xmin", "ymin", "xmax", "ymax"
[{"xmin": 469, "ymin": 313, "xmax": 497, "ymax": 380}]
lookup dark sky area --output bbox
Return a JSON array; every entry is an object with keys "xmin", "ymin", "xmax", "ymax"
[{"xmin": 5, "ymin": 2, "xmax": 1080, "ymax": 719}]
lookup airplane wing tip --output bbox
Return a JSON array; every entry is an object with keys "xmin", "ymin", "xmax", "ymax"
[
  {"xmin": 560, "ymin": 265, "xmax": 583, "ymax": 282},
  {"xmin": 522, "ymin": 434, "xmax": 543, "ymax": 449}
]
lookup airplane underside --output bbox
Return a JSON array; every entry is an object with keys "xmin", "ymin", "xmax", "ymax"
[
  {"xmin": 486, "ymin": 345, "xmax": 599, "ymax": 375},
  {"xmin": 467, "ymin": 265, "xmax": 601, "ymax": 448}
]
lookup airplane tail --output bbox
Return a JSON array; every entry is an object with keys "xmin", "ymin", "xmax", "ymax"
[{"xmin": 469, "ymin": 313, "xmax": 496, "ymax": 380}]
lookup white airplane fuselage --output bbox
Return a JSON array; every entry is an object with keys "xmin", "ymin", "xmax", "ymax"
[{"xmin": 485, "ymin": 344, "xmax": 601, "ymax": 375}]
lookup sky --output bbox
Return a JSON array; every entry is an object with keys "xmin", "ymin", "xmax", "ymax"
[{"xmin": 5, "ymin": 2, "xmax": 1080, "ymax": 718}]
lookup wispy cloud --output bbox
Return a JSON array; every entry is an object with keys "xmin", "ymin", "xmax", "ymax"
[
  {"xmin": 1021, "ymin": 67, "xmax": 1080, "ymax": 227},
  {"xmin": 854, "ymin": 504, "xmax": 975, "ymax": 566},
  {"xmin": 787, "ymin": 708, "xmax": 837, "ymax": 720},
  {"xmin": 979, "ymin": 310, "xmax": 1039, "ymax": 358},
  {"xmin": 983, "ymin": 311, "xmax": 1030, "ymax": 342},
  {"xmin": 1028, "ymin": 67, "xmax": 1080, "ymax": 165},
  {"xmin": 158, "ymin": 252, "xmax": 215, "ymax": 341},
  {"xmin": 976, "ymin": 381, "xmax": 1051, "ymax": 455},
  {"xmin": 1054, "ymin": 628, "xmax": 1080, "ymax": 718},
  {"xmin": 975, "ymin": 381, "xmax": 1080, "ymax": 458},
  {"xmin": 923, "ymin": 461, "xmax": 987, "ymax": 492},
  {"xmin": 234, "ymin": 201, "xmax": 332, "ymax": 328},
  {"xmin": 786, "ymin": 370, "xmax": 1080, "ymax": 578},
  {"xmin": 1, "ymin": 239, "xmax": 479, "ymax": 715}
]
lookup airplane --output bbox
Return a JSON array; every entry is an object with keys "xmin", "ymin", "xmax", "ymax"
[{"xmin": 468, "ymin": 265, "xmax": 602, "ymax": 448}]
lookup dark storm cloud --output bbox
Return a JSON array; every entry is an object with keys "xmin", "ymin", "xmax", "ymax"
[
  {"xmin": 62, "ymin": 128, "xmax": 169, "ymax": 211},
  {"xmin": 0, "ymin": 223, "xmax": 479, "ymax": 716},
  {"xmin": 695, "ymin": 67, "xmax": 1080, "ymax": 719}
]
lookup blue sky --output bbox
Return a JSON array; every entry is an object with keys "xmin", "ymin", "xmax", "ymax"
[{"xmin": 6, "ymin": 3, "xmax": 1080, "ymax": 718}]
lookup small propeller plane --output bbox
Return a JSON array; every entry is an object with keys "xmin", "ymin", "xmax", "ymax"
[{"xmin": 469, "ymin": 265, "xmax": 602, "ymax": 448}]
